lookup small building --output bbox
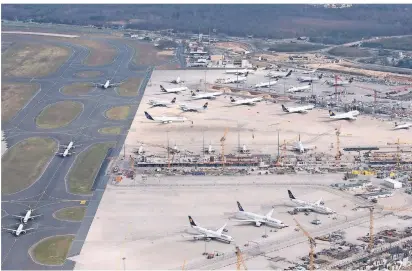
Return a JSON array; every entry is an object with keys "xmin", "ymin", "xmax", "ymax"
[{"xmin": 384, "ymin": 178, "xmax": 403, "ymax": 189}]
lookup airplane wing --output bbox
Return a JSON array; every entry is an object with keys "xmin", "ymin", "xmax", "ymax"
[
  {"xmin": 11, "ymin": 215, "xmax": 25, "ymax": 218},
  {"xmin": 30, "ymin": 215, "xmax": 42, "ymax": 219},
  {"xmin": 232, "ymin": 219, "xmax": 263, "ymax": 224},
  {"xmin": 265, "ymin": 209, "xmax": 274, "ymax": 218},
  {"xmin": 314, "ymin": 198, "xmax": 323, "ymax": 206},
  {"xmin": 2, "ymin": 228, "xmax": 16, "ymax": 232},
  {"xmin": 24, "ymin": 228, "xmax": 35, "ymax": 231},
  {"xmin": 110, "ymin": 83, "xmax": 121, "ymax": 87},
  {"xmin": 294, "ymin": 206, "xmax": 313, "ymax": 212},
  {"xmin": 216, "ymin": 223, "xmax": 227, "ymax": 235}
]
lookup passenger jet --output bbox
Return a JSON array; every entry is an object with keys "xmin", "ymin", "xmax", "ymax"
[
  {"xmin": 160, "ymin": 85, "xmax": 188, "ymax": 93},
  {"xmin": 287, "ymin": 83, "xmax": 312, "ymax": 93},
  {"xmin": 329, "ymin": 110, "xmax": 359, "ymax": 120},
  {"xmin": 3, "ymin": 223, "xmax": 35, "ymax": 237},
  {"xmin": 230, "ymin": 96, "xmax": 263, "ymax": 106},
  {"xmin": 232, "ymin": 201, "xmax": 288, "ymax": 228},
  {"xmin": 282, "ymin": 104, "xmax": 314, "ymax": 114},
  {"xmin": 288, "ymin": 190, "xmax": 335, "ymax": 214},
  {"xmin": 187, "ymin": 216, "xmax": 234, "ymax": 243},
  {"xmin": 144, "ymin": 111, "xmax": 188, "ymax": 124},
  {"xmin": 94, "ymin": 80, "xmax": 121, "ymax": 89},
  {"xmin": 148, "ymin": 97, "xmax": 176, "ymax": 107},
  {"xmin": 12, "ymin": 209, "xmax": 42, "ymax": 224},
  {"xmin": 57, "ymin": 141, "xmax": 76, "ymax": 157},
  {"xmin": 180, "ymin": 102, "xmax": 208, "ymax": 112},
  {"xmin": 191, "ymin": 91, "xmax": 223, "ymax": 100},
  {"xmin": 394, "ymin": 122, "xmax": 412, "ymax": 130}
]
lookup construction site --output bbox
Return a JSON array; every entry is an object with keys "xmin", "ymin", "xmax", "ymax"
[{"xmin": 73, "ymin": 69, "xmax": 412, "ymax": 270}]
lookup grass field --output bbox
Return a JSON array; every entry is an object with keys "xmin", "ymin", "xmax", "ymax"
[
  {"xmin": 61, "ymin": 83, "xmax": 93, "ymax": 96},
  {"xmin": 36, "ymin": 101, "xmax": 83, "ymax": 129},
  {"xmin": 362, "ymin": 36, "xmax": 412, "ymax": 51},
  {"xmin": 105, "ymin": 105, "xmax": 130, "ymax": 120},
  {"xmin": 267, "ymin": 43, "xmax": 325, "ymax": 52},
  {"xmin": 328, "ymin": 46, "xmax": 372, "ymax": 58},
  {"xmin": 67, "ymin": 142, "xmax": 115, "ymax": 195},
  {"xmin": 116, "ymin": 77, "xmax": 142, "ymax": 96},
  {"xmin": 54, "ymin": 206, "xmax": 86, "ymax": 221},
  {"xmin": 74, "ymin": 71, "xmax": 102, "ymax": 78},
  {"xmin": 98, "ymin": 126, "xmax": 122, "ymax": 135},
  {"xmin": 1, "ymin": 82, "xmax": 39, "ymax": 122},
  {"xmin": 2, "ymin": 42, "xmax": 70, "ymax": 77},
  {"xmin": 1, "ymin": 137, "xmax": 57, "ymax": 195},
  {"xmin": 125, "ymin": 41, "xmax": 174, "ymax": 66},
  {"xmin": 74, "ymin": 39, "xmax": 116, "ymax": 66},
  {"xmin": 31, "ymin": 235, "xmax": 75, "ymax": 265}
]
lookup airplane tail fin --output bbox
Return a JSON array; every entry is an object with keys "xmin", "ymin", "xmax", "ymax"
[
  {"xmin": 329, "ymin": 110, "xmax": 336, "ymax": 116},
  {"xmin": 160, "ymin": 85, "xmax": 166, "ymax": 92},
  {"xmin": 245, "ymin": 72, "xmax": 249, "ymax": 77},
  {"xmin": 286, "ymin": 70, "xmax": 292, "ymax": 77},
  {"xmin": 171, "ymin": 97, "xmax": 176, "ymax": 103},
  {"xmin": 230, "ymin": 97, "xmax": 236, "ymax": 102},
  {"xmin": 319, "ymin": 73, "xmax": 323, "ymax": 79},
  {"xmin": 191, "ymin": 91, "xmax": 196, "ymax": 96},
  {"xmin": 349, "ymin": 77, "xmax": 354, "ymax": 83},
  {"xmin": 281, "ymin": 104, "xmax": 289, "ymax": 113},
  {"xmin": 216, "ymin": 223, "xmax": 227, "ymax": 235},
  {"xmin": 288, "ymin": 190, "xmax": 296, "ymax": 200},
  {"xmin": 144, "ymin": 111, "xmax": 154, "ymax": 121},
  {"xmin": 203, "ymin": 102, "xmax": 208, "ymax": 109},
  {"xmin": 188, "ymin": 216, "xmax": 197, "ymax": 227},
  {"xmin": 395, "ymin": 122, "xmax": 398, "ymax": 127},
  {"xmin": 237, "ymin": 201, "xmax": 245, "ymax": 212}
]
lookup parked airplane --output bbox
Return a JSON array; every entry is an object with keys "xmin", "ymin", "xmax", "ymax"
[
  {"xmin": 291, "ymin": 134, "xmax": 315, "ymax": 153},
  {"xmin": 301, "ymin": 69, "xmax": 317, "ymax": 74},
  {"xmin": 326, "ymin": 77, "xmax": 354, "ymax": 86},
  {"xmin": 148, "ymin": 97, "xmax": 176, "ymax": 107},
  {"xmin": 236, "ymin": 144, "xmax": 251, "ymax": 154},
  {"xmin": 180, "ymin": 102, "xmax": 208, "ymax": 112},
  {"xmin": 232, "ymin": 201, "xmax": 288, "ymax": 228},
  {"xmin": 187, "ymin": 216, "xmax": 234, "ymax": 243},
  {"xmin": 287, "ymin": 83, "xmax": 312, "ymax": 93},
  {"xmin": 191, "ymin": 90, "xmax": 223, "ymax": 100},
  {"xmin": 225, "ymin": 69, "xmax": 254, "ymax": 75},
  {"xmin": 288, "ymin": 190, "xmax": 335, "ymax": 214},
  {"xmin": 230, "ymin": 96, "xmax": 263, "ymax": 106},
  {"xmin": 204, "ymin": 144, "xmax": 215, "ymax": 154},
  {"xmin": 297, "ymin": 74, "xmax": 323, "ymax": 83},
  {"xmin": 144, "ymin": 111, "xmax": 188, "ymax": 124},
  {"xmin": 3, "ymin": 223, "xmax": 35, "ymax": 236},
  {"xmin": 170, "ymin": 76, "xmax": 184, "ymax": 84},
  {"xmin": 222, "ymin": 74, "xmax": 249, "ymax": 84},
  {"xmin": 57, "ymin": 141, "xmax": 76, "ymax": 157},
  {"xmin": 267, "ymin": 70, "xmax": 292, "ymax": 79},
  {"xmin": 134, "ymin": 144, "xmax": 145, "ymax": 155},
  {"xmin": 329, "ymin": 110, "xmax": 359, "ymax": 120},
  {"xmin": 254, "ymin": 80, "xmax": 277, "ymax": 88},
  {"xmin": 12, "ymin": 209, "xmax": 41, "ymax": 224},
  {"xmin": 160, "ymin": 85, "xmax": 188, "ymax": 93},
  {"xmin": 394, "ymin": 122, "xmax": 412, "ymax": 130},
  {"xmin": 94, "ymin": 80, "xmax": 121, "ymax": 89},
  {"xmin": 282, "ymin": 104, "xmax": 314, "ymax": 114}
]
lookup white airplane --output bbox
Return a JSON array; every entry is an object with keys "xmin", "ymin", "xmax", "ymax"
[
  {"xmin": 282, "ymin": 104, "xmax": 314, "ymax": 114},
  {"xmin": 222, "ymin": 74, "xmax": 249, "ymax": 84},
  {"xmin": 232, "ymin": 201, "xmax": 288, "ymax": 228},
  {"xmin": 3, "ymin": 223, "xmax": 35, "ymax": 236},
  {"xmin": 291, "ymin": 134, "xmax": 315, "ymax": 153},
  {"xmin": 288, "ymin": 190, "xmax": 335, "ymax": 214},
  {"xmin": 94, "ymin": 80, "xmax": 121, "ymax": 89},
  {"xmin": 144, "ymin": 111, "xmax": 188, "ymax": 124},
  {"xmin": 180, "ymin": 102, "xmax": 208, "ymax": 112},
  {"xmin": 57, "ymin": 141, "xmax": 76, "ymax": 157},
  {"xmin": 170, "ymin": 76, "xmax": 184, "ymax": 84},
  {"xmin": 204, "ymin": 144, "xmax": 215, "ymax": 154},
  {"xmin": 394, "ymin": 122, "xmax": 412, "ymax": 130},
  {"xmin": 287, "ymin": 83, "xmax": 312, "ymax": 93},
  {"xmin": 326, "ymin": 77, "xmax": 354, "ymax": 86},
  {"xmin": 191, "ymin": 90, "xmax": 223, "ymax": 100},
  {"xmin": 230, "ymin": 96, "xmax": 263, "ymax": 106},
  {"xmin": 254, "ymin": 80, "xmax": 278, "ymax": 88},
  {"xmin": 297, "ymin": 74, "xmax": 323, "ymax": 83},
  {"xmin": 329, "ymin": 110, "xmax": 359, "ymax": 120},
  {"xmin": 225, "ymin": 69, "xmax": 254, "ymax": 75},
  {"xmin": 187, "ymin": 216, "xmax": 234, "ymax": 244},
  {"xmin": 12, "ymin": 209, "xmax": 42, "ymax": 224},
  {"xmin": 148, "ymin": 97, "xmax": 176, "ymax": 107},
  {"xmin": 160, "ymin": 85, "xmax": 188, "ymax": 93},
  {"xmin": 135, "ymin": 144, "xmax": 145, "ymax": 155},
  {"xmin": 237, "ymin": 144, "xmax": 250, "ymax": 154},
  {"xmin": 267, "ymin": 70, "xmax": 292, "ymax": 79}
]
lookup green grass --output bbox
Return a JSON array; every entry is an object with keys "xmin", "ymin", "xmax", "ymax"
[
  {"xmin": 362, "ymin": 37, "xmax": 412, "ymax": 51},
  {"xmin": 68, "ymin": 142, "xmax": 115, "ymax": 195},
  {"xmin": 2, "ymin": 137, "xmax": 57, "ymax": 195},
  {"xmin": 98, "ymin": 126, "xmax": 122, "ymax": 135},
  {"xmin": 54, "ymin": 206, "xmax": 86, "ymax": 221},
  {"xmin": 105, "ymin": 106, "xmax": 130, "ymax": 120},
  {"xmin": 1, "ymin": 82, "xmax": 39, "ymax": 122},
  {"xmin": 74, "ymin": 71, "xmax": 102, "ymax": 78},
  {"xmin": 61, "ymin": 83, "xmax": 93, "ymax": 96},
  {"xmin": 328, "ymin": 46, "xmax": 371, "ymax": 58},
  {"xmin": 31, "ymin": 235, "xmax": 74, "ymax": 265},
  {"xmin": 116, "ymin": 77, "xmax": 142, "ymax": 97},
  {"xmin": 36, "ymin": 101, "xmax": 83, "ymax": 129},
  {"xmin": 267, "ymin": 43, "xmax": 325, "ymax": 52}
]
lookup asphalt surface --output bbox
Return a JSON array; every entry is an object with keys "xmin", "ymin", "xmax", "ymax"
[{"xmin": 1, "ymin": 33, "xmax": 161, "ymax": 270}]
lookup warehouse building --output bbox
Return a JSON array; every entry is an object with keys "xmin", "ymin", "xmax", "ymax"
[{"xmin": 383, "ymin": 178, "xmax": 403, "ymax": 189}]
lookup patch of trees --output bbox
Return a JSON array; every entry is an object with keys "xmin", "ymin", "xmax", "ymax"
[{"xmin": 328, "ymin": 47, "xmax": 371, "ymax": 58}]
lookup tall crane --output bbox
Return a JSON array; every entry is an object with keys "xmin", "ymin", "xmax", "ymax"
[
  {"xmin": 293, "ymin": 217, "xmax": 316, "ymax": 271},
  {"xmin": 235, "ymin": 246, "xmax": 247, "ymax": 270},
  {"xmin": 220, "ymin": 128, "xmax": 229, "ymax": 168},
  {"xmin": 335, "ymin": 126, "xmax": 342, "ymax": 165},
  {"xmin": 353, "ymin": 85, "xmax": 381, "ymax": 114}
]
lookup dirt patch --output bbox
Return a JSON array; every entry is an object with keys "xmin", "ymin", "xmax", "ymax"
[
  {"xmin": 36, "ymin": 101, "xmax": 83, "ymax": 129},
  {"xmin": 156, "ymin": 62, "xmax": 180, "ymax": 70},
  {"xmin": 2, "ymin": 42, "xmax": 70, "ymax": 78},
  {"xmin": 105, "ymin": 106, "xmax": 131, "ymax": 120},
  {"xmin": 214, "ymin": 41, "xmax": 250, "ymax": 53},
  {"xmin": 328, "ymin": 47, "xmax": 371, "ymax": 58},
  {"xmin": 61, "ymin": 83, "xmax": 93, "ymax": 96},
  {"xmin": 54, "ymin": 206, "xmax": 86, "ymax": 222},
  {"xmin": 73, "ymin": 39, "xmax": 116, "ymax": 66},
  {"xmin": 1, "ymin": 82, "xmax": 39, "ymax": 122},
  {"xmin": 31, "ymin": 235, "xmax": 75, "ymax": 265},
  {"xmin": 125, "ymin": 41, "xmax": 174, "ymax": 66},
  {"xmin": 116, "ymin": 77, "xmax": 143, "ymax": 97},
  {"xmin": 75, "ymin": 71, "xmax": 102, "ymax": 78},
  {"xmin": 1, "ymin": 137, "xmax": 57, "ymax": 195},
  {"xmin": 98, "ymin": 126, "xmax": 122, "ymax": 135}
]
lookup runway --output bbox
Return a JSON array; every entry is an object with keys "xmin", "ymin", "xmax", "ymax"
[{"xmin": 1, "ymin": 33, "xmax": 162, "ymax": 269}]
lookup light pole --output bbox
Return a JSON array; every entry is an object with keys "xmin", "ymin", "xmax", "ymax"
[{"xmin": 122, "ymin": 257, "xmax": 126, "ymax": 271}]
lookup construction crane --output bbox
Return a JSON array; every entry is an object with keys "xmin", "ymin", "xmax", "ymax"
[
  {"xmin": 220, "ymin": 128, "xmax": 229, "ymax": 168},
  {"xmin": 353, "ymin": 85, "xmax": 381, "ymax": 114},
  {"xmin": 335, "ymin": 126, "xmax": 342, "ymax": 165},
  {"xmin": 276, "ymin": 136, "xmax": 298, "ymax": 166},
  {"xmin": 293, "ymin": 217, "xmax": 316, "ymax": 271},
  {"xmin": 387, "ymin": 138, "xmax": 412, "ymax": 170},
  {"xmin": 235, "ymin": 246, "xmax": 247, "ymax": 270}
]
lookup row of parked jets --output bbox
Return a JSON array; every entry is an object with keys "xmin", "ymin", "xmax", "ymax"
[
  {"xmin": 187, "ymin": 190, "xmax": 334, "ymax": 244},
  {"xmin": 2, "ymin": 208, "xmax": 40, "ymax": 236}
]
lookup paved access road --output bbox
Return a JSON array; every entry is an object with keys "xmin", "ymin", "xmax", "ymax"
[{"xmin": 1, "ymin": 33, "xmax": 171, "ymax": 270}]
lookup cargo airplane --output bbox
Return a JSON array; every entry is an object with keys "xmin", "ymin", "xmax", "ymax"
[
  {"xmin": 230, "ymin": 96, "xmax": 263, "ymax": 106},
  {"xmin": 282, "ymin": 104, "xmax": 314, "ymax": 114},
  {"xmin": 144, "ymin": 111, "xmax": 188, "ymax": 124},
  {"xmin": 3, "ymin": 223, "xmax": 35, "ymax": 237},
  {"xmin": 254, "ymin": 80, "xmax": 277, "ymax": 88},
  {"xmin": 394, "ymin": 122, "xmax": 412, "ymax": 130},
  {"xmin": 148, "ymin": 97, "xmax": 176, "ymax": 107},
  {"xmin": 12, "ymin": 209, "xmax": 42, "ymax": 224},
  {"xmin": 297, "ymin": 74, "xmax": 323, "ymax": 83},
  {"xmin": 180, "ymin": 102, "xmax": 208, "ymax": 112},
  {"xmin": 287, "ymin": 83, "xmax": 312, "ymax": 93},
  {"xmin": 57, "ymin": 141, "xmax": 76, "ymax": 157},
  {"xmin": 94, "ymin": 80, "xmax": 121, "ymax": 89},
  {"xmin": 329, "ymin": 110, "xmax": 359, "ymax": 120},
  {"xmin": 187, "ymin": 216, "xmax": 234, "ymax": 243},
  {"xmin": 160, "ymin": 85, "xmax": 188, "ymax": 93},
  {"xmin": 191, "ymin": 90, "xmax": 223, "ymax": 100},
  {"xmin": 232, "ymin": 201, "xmax": 288, "ymax": 228},
  {"xmin": 288, "ymin": 190, "xmax": 335, "ymax": 214}
]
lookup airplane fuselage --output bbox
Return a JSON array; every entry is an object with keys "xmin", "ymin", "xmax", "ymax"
[
  {"xmin": 291, "ymin": 199, "xmax": 334, "ymax": 214},
  {"xmin": 191, "ymin": 226, "xmax": 233, "ymax": 243},
  {"xmin": 62, "ymin": 141, "xmax": 74, "ymax": 157},
  {"xmin": 23, "ymin": 210, "xmax": 32, "ymax": 224},
  {"xmin": 103, "ymin": 80, "xmax": 110, "ymax": 89},
  {"xmin": 237, "ymin": 211, "xmax": 286, "ymax": 228},
  {"xmin": 15, "ymin": 224, "xmax": 24, "ymax": 236}
]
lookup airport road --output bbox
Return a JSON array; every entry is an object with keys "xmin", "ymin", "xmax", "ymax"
[{"xmin": 1, "ymin": 33, "xmax": 159, "ymax": 269}]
